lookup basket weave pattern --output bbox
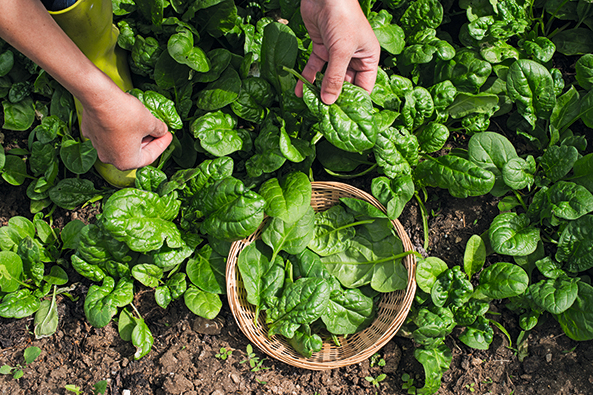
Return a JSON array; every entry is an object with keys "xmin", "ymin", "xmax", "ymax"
[{"xmin": 226, "ymin": 181, "xmax": 417, "ymax": 370}]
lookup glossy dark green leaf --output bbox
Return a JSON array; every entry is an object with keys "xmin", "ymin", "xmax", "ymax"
[
  {"xmin": 415, "ymin": 155, "xmax": 495, "ymax": 198},
  {"xmin": 49, "ymin": 178, "xmax": 101, "ymax": 210},
  {"xmin": 556, "ymin": 281, "xmax": 593, "ymax": 341},
  {"xmin": 131, "ymin": 318, "xmax": 154, "ymax": 360},
  {"xmin": 60, "ymin": 139, "xmax": 97, "ymax": 175},
  {"xmin": 259, "ymin": 172, "xmax": 312, "ymax": 224},
  {"xmin": 130, "ymin": 89, "xmax": 183, "ymax": 130},
  {"xmin": 267, "ymin": 277, "xmax": 331, "ymax": 338},
  {"xmin": 191, "ymin": 110, "xmax": 242, "ymax": 157},
  {"xmin": 489, "ymin": 212, "xmax": 540, "ymax": 256},
  {"xmin": 132, "ymin": 264, "xmax": 163, "ymax": 288},
  {"xmin": 186, "ymin": 245, "xmax": 226, "ymax": 294},
  {"xmin": 200, "ymin": 177, "xmax": 266, "ymax": 241},
  {"xmin": 539, "ymin": 145, "xmax": 578, "ymax": 183},
  {"xmin": 2, "ymin": 97, "xmax": 35, "ymax": 131},
  {"xmin": 261, "ymin": 22, "xmax": 298, "ymax": 94},
  {"xmin": 369, "ymin": 10, "xmax": 405, "ymax": 55},
  {"xmin": 184, "ymin": 286, "xmax": 222, "ymax": 320},
  {"xmin": 530, "ymin": 277, "xmax": 579, "ymax": 315},
  {"xmin": 262, "ymin": 206, "xmax": 315, "ymax": 256},
  {"xmin": 415, "ymin": 257, "xmax": 448, "ymax": 294},
  {"xmin": 2, "ymin": 155, "xmax": 28, "ymax": 186},
  {"xmin": 458, "ymin": 316, "xmax": 493, "ymax": 350},
  {"xmin": 556, "ymin": 215, "xmax": 593, "ymax": 272},
  {"xmin": 477, "ymin": 262, "xmax": 528, "ymax": 299},
  {"xmin": 230, "ymin": 77, "xmax": 274, "ymax": 123},
  {"xmin": 0, "ymin": 289, "xmax": 40, "ymax": 318},
  {"xmin": 102, "ymin": 188, "xmax": 182, "ymax": 252},
  {"xmin": 167, "ymin": 28, "xmax": 210, "ymax": 72},
  {"xmin": 321, "ymin": 287, "xmax": 374, "ymax": 335},
  {"xmin": 195, "ymin": 67, "xmax": 241, "ymax": 111}
]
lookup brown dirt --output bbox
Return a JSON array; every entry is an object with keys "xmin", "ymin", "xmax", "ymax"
[{"xmin": 1, "ymin": 131, "xmax": 593, "ymax": 395}]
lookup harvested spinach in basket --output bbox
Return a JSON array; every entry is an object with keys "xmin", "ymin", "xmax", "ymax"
[{"xmin": 237, "ymin": 175, "xmax": 410, "ymax": 357}]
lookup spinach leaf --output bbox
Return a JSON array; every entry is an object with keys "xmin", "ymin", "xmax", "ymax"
[
  {"xmin": 458, "ymin": 316, "xmax": 493, "ymax": 350},
  {"xmin": 506, "ymin": 59, "xmax": 556, "ymax": 127},
  {"xmin": 195, "ymin": 67, "xmax": 241, "ymax": 111},
  {"xmin": 529, "ymin": 277, "xmax": 579, "ymax": 315},
  {"xmin": 415, "ymin": 155, "xmax": 495, "ymax": 198},
  {"xmin": 489, "ymin": 212, "xmax": 539, "ymax": 256},
  {"xmin": 258, "ymin": 172, "xmax": 312, "ymax": 224},
  {"xmin": 321, "ymin": 287, "xmax": 375, "ymax": 335},
  {"xmin": 556, "ymin": 214, "xmax": 593, "ymax": 272},
  {"xmin": 267, "ymin": 277, "xmax": 331, "ymax": 338},
  {"xmin": 476, "ymin": 262, "xmax": 528, "ymax": 299},
  {"xmin": 262, "ymin": 206, "xmax": 315, "ymax": 257},
  {"xmin": 371, "ymin": 175, "xmax": 414, "ymax": 220},
  {"xmin": 184, "ymin": 285, "xmax": 222, "ymax": 320},
  {"xmin": 199, "ymin": 177, "xmax": 266, "ymax": 241},
  {"xmin": 416, "ymin": 257, "xmax": 449, "ymax": 294},
  {"xmin": 556, "ymin": 281, "xmax": 593, "ymax": 341},
  {"xmin": 237, "ymin": 242, "xmax": 284, "ymax": 316},
  {"xmin": 308, "ymin": 205, "xmax": 356, "ymax": 256},
  {"xmin": 190, "ymin": 110, "xmax": 242, "ymax": 157},
  {"xmin": 0, "ymin": 289, "xmax": 40, "ymax": 319},
  {"xmin": 303, "ymin": 81, "xmax": 378, "ymax": 153},
  {"xmin": 287, "ymin": 325, "xmax": 323, "ymax": 358},
  {"xmin": 468, "ymin": 132, "xmax": 518, "ymax": 196},
  {"xmin": 102, "ymin": 189, "xmax": 183, "ymax": 252},
  {"xmin": 186, "ymin": 245, "xmax": 226, "ymax": 294}
]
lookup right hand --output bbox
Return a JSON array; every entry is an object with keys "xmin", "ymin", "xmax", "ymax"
[{"xmin": 80, "ymin": 88, "xmax": 172, "ymax": 171}]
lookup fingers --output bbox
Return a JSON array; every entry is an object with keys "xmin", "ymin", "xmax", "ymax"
[
  {"xmin": 320, "ymin": 47, "xmax": 352, "ymax": 104},
  {"xmin": 138, "ymin": 132, "xmax": 173, "ymax": 168},
  {"xmin": 295, "ymin": 50, "xmax": 327, "ymax": 97}
]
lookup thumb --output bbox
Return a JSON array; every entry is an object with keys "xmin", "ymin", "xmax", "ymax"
[
  {"xmin": 150, "ymin": 118, "xmax": 169, "ymax": 138},
  {"xmin": 138, "ymin": 132, "xmax": 172, "ymax": 168},
  {"xmin": 320, "ymin": 50, "xmax": 350, "ymax": 105}
]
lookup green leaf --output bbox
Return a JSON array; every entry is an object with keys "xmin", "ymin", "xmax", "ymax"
[
  {"xmin": 84, "ymin": 277, "xmax": 132, "ymax": 328},
  {"xmin": 506, "ymin": 59, "xmax": 556, "ymax": 127},
  {"xmin": 59, "ymin": 139, "xmax": 97, "ymax": 175},
  {"xmin": 414, "ymin": 344, "xmax": 452, "ymax": 395},
  {"xmin": 369, "ymin": 10, "xmax": 405, "ymax": 55},
  {"xmin": 131, "ymin": 264, "xmax": 163, "ymax": 288},
  {"xmin": 489, "ymin": 212, "xmax": 540, "ymax": 256},
  {"xmin": 415, "ymin": 155, "xmax": 495, "ymax": 198},
  {"xmin": 191, "ymin": 110, "xmax": 242, "ymax": 157},
  {"xmin": 60, "ymin": 220, "xmax": 86, "ymax": 250},
  {"xmin": 155, "ymin": 286, "xmax": 172, "ymax": 309},
  {"xmin": 131, "ymin": 318, "xmax": 154, "ymax": 360},
  {"xmin": 130, "ymin": 89, "xmax": 183, "ymax": 130},
  {"xmin": 371, "ymin": 175, "xmax": 415, "ymax": 220},
  {"xmin": 321, "ymin": 287, "xmax": 375, "ymax": 335},
  {"xmin": 0, "ymin": 251, "xmax": 23, "ymax": 293},
  {"xmin": 195, "ymin": 67, "xmax": 241, "ymax": 111},
  {"xmin": 23, "ymin": 346, "xmax": 42, "ymax": 365},
  {"xmin": 230, "ymin": 77, "xmax": 274, "ymax": 123},
  {"xmin": 43, "ymin": 266, "xmax": 68, "ymax": 286},
  {"xmin": 262, "ymin": 206, "xmax": 315, "ymax": 257},
  {"xmin": 539, "ymin": 145, "xmax": 579, "ymax": 183},
  {"xmin": 261, "ymin": 22, "xmax": 298, "ymax": 94},
  {"xmin": 556, "ymin": 215, "xmax": 593, "ymax": 272},
  {"xmin": 464, "ymin": 235, "xmax": 486, "ymax": 279},
  {"xmin": 2, "ymin": 97, "xmax": 35, "ymax": 131},
  {"xmin": 303, "ymin": 81, "xmax": 378, "ymax": 153},
  {"xmin": 49, "ymin": 178, "xmax": 101, "ymax": 210},
  {"xmin": 184, "ymin": 286, "xmax": 222, "ymax": 320},
  {"xmin": 33, "ymin": 297, "xmax": 58, "ymax": 339},
  {"xmin": 415, "ymin": 257, "xmax": 448, "ymax": 294},
  {"xmin": 186, "ymin": 245, "xmax": 226, "ymax": 294},
  {"xmin": 0, "ymin": 289, "xmax": 40, "ymax": 318},
  {"xmin": 458, "ymin": 316, "xmax": 493, "ymax": 350},
  {"xmin": 308, "ymin": 205, "xmax": 356, "ymax": 256},
  {"xmin": 530, "ymin": 277, "xmax": 579, "ymax": 315},
  {"xmin": 267, "ymin": 277, "xmax": 331, "ymax": 338},
  {"xmin": 258, "ymin": 172, "xmax": 312, "ymax": 224},
  {"xmin": 556, "ymin": 281, "xmax": 593, "ymax": 341},
  {"xmin": 447, "ymin": 92, "xmax": 499, "ymax": 119},
  {"xmin": 477, "ymin": 262, "xmax": 529, "ymax": 299},
  {"xmin": 118, "ymin": 308, "xmax": 136, "ymax": 342},
  {"xmin": 102, "ymin": 188, "xmax": 182, "ymax": 252},
  {"xmin": 167, "ymin": 28, "xmax": 210, "ymax": 72},
  {"xmin": 2, "ymin": 155, "xmax": 28, "ymax": 186},
  {"xmin": 199, "ymin": 177, "xmax": 266, "ymax": 241},
  {"xmin": 237, "ymin": 242, "xmax": 284, "ymax": 313}
]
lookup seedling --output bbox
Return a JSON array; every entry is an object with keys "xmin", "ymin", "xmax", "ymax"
[
  {"xmin": 401, "ymin": 373, "xmax": 417, "ymax": 394},
  {"xmin": 255, "ymin": 377, "xmax": 267, "ymax": 385},
  {"xmin": 64, "ymin": 384, "xmax": 83, "ymax": 394},
  {"xmin": 0, "ymin": 346, "xmax": 41, "ymax": 380},
  {"xmin": 465, "ymin": 382, "xmax": 476, "ymax": 392},
  {"xmin": 93, "ymin": 380, "xmax": 108, "ymax": 395},
  {"xmin": 239, "ymin": 344, "xmax": 269, "ymax": 372},
  {"xmin": 365, "ymin": 373, "xmax": 386, "ymax": 388},
  {"xmin": 215, "ymin": 347, "xmax": 233, "ymax": 360},
  {"xmin": 370, "ymin": 352, "xmax": 386, "ymax": 367}
]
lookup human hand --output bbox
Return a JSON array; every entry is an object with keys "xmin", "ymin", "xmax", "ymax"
[
  {"xmin": 297, "ymin": 0, "xmax": 380, "ymax": 104},
  {"xmin": 80, "ymin": 87, "xmax": 172, "ymax": 171}
]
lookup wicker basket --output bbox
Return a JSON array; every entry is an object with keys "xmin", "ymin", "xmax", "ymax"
[{"xmin": 226, "ymin": 181, "xmax": 417, "ymax": 370}]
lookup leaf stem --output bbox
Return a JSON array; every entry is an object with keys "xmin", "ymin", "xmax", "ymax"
[
  {"xmin": 414, "ymin": 192, "xmax": 430, "ymax": 250},
  {"xmin": 282, "ymin": 66, "xmax": 319, "ymax": 95}
]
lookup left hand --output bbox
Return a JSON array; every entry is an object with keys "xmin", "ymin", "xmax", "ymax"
[{"xmin": 297, "ymin": 0, "xmax": 381, "ymax": 104}]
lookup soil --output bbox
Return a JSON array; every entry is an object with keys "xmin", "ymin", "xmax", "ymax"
[{"xmin": 1, "ymin": 128, "xmax": 593, "ymax": 395}]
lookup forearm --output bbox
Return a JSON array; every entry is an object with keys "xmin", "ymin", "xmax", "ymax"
[{"xmin": 0, "ymin": 0, "xmax": 120, "ymax": 108}]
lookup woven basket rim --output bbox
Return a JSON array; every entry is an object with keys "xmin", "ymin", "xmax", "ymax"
[{"xmin": 226, "ymin": 181, "xmax": 417, "ymax": 370}]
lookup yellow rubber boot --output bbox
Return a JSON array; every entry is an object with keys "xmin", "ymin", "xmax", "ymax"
[{"xmin": 49, "ymin": 0, "xmax": 136, "ymax": 188}]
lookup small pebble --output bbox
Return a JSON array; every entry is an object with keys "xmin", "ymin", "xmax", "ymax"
[
  {"xmin": 123, "ymin": 390, "xmax": 131, "ymax": 395},
  {"xmin": 546, "ymin": 353, "xmax": 552, "ymax": 362}
]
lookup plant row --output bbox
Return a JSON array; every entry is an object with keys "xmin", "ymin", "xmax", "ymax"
[{"xmin": 1, "ymin": 0, "xmax": 593, "ymax": 393}]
